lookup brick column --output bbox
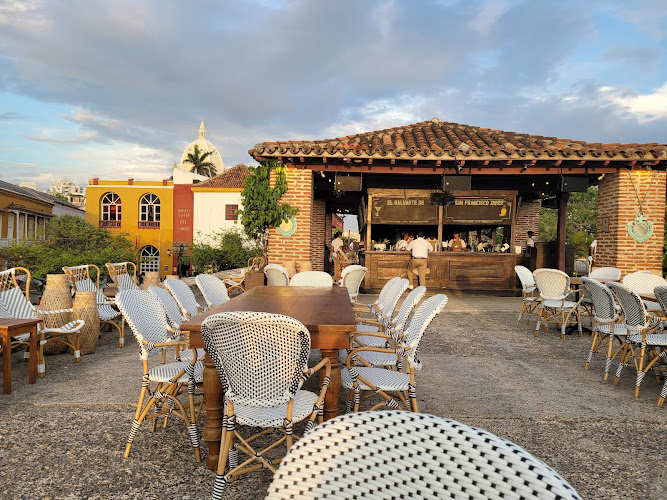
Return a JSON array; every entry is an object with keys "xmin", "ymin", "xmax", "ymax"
[
  {"xmin": 514, "ymin": 199, "xmax": 541, "ymax": 250},
  {"xmin": 310, "ymin": 200, "xmax": 326, "ymax": 271},
  {"xmin": 596, "ymin": 170, "xmax": 666, "ymax": 276}
]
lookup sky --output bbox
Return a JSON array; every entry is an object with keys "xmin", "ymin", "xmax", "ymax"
[{"xmin": 1, "ymin": 0, "xmax": 666, "ymax": 196}]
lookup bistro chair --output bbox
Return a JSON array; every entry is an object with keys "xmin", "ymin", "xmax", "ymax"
[
  {"xmin": 195, "ymin": 274, "xmax": 230, "ymax": 308},
  {"xmin": 608, "ymin": 282, "xmax": 662, "ymax": 397},
  {"xmin": 581, "ymin": 278, "xmax": 628, "ymax": 380},
  {"xmin": 105, "ymin": 262, "xmax": 140, "ymax": 291},
  {"xmin": 164, "ymin": 278, "xmax": 205, "ymax": 320},
  {"xmin": 533, "ymin": 268, "xmax": 582, "ymax": 339},
  {"xmin": 589, "ymin": 267, "xmax": 622, "ymax": 282},
  {"xmin": 352, "ymin": 276, "xmax": 402, "ymax": 317},
  {"xmin": 515, "ymin": 265, "xmax": 540, "ymax": 327},
  {"xmin": 264, "ymin": 264, "xmax": 290, "ymax": 286},
  {"xmin": 342, "ymin": 294, "xmax": 448, "ymax": 413},
  {"xmin": 622, "ymin": 271, "xmax": 667, "ymax": 313},
  {"xmin": 573, "ymin": 258, "xmax": 591, "ymax": 277},
  {"xmin": 63, "ymin": 264, "xmax": 125, "ymax": 347},
  {"xmin": 266, "ymin": 411, "xmax": 582, "ymax": 500},
  {"xmin": 115, "ymin": 290, "xmax": 203, "ymax": 461},
  {"xmin": 651, "ymin": 286, "xmax": 667, "ymax": 406},
  {"xmin": 200, "ymin": 311, "xmax": 331, "ymax": 499},
  {"xmin": 0, "ymin": 267, "xmax": 84, "ymax": 377},
  {"xmin": 352, "ymin": 279, "xmax": 411, "ymax": 347},
  {"xmin": 289, "ymin": 271, "xmax": 334, "ymax": 287},
  {"xmin": 340, "ymin": 265, "xmax": 367, "ymax": 303}
]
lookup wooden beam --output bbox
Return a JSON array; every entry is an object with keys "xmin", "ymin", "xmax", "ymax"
[{"xmin": 557, "ymin": 192, "xmax": 570, "ymax": 271}]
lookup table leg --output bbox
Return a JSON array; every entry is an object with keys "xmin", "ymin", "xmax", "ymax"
[
  {"xmin": 202, "ymin": 352, "xmax": 223, "ymax": 471},
  {"xmin": 28, "ymin": 325, "xmax": 37, "ymax": 385},
  {"xmin": 320, "ymin": 349, "xmax": 341, "ymax": 420},
  {"xmin": 2, "ymin": 331, "xmax": 11, "ymax": 394}
]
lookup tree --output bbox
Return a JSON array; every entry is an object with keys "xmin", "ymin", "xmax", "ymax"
[
  {"xmin": 52, "ymin": 193, "xmax": 68, "ymax": 201},
  {"xmin": 182, "ymin": 144, "xmax": 217, "ymax": 177},
  {"xmin": 239, "ymin": 160, "xmax": 298, "ymax": 264}
]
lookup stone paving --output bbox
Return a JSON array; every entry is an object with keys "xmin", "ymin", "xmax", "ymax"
[{"xmin": 1, "ymin": 292, "xmax": 666, "ymax": 499}]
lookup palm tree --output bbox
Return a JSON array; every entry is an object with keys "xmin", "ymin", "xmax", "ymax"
[{"xmin": 183, "ymin": 144, "xmax": 217, "ymax": 177}]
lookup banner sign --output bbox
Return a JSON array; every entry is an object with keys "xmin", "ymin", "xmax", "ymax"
[
  {"xmin": 444, "ymin": 197, "xmax": 512, "ymax": 224},
  {"xmin": 372, "ymin": 197, "xmax": 438, "ymax": 224}
]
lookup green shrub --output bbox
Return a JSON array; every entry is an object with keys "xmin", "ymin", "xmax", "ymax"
[{"xmin": 190, "ymin": 228, "xmax": 261, "ymax": 274}]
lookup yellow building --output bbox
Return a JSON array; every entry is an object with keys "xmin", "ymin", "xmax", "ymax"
[
  {"xmin": 85, "ymin": 178, "xmax": 174, "ymax": 278},
  {"xmin": 0, "ymin": 179, "xmax": 54, "ymax": 247}
]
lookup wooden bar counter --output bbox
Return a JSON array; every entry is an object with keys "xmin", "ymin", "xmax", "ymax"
[{"xmin": 362, "ymin": 251, "xmax": 522, "ymax": 294}]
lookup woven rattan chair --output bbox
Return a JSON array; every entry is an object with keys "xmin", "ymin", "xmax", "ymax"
[
  {"xmin": 63, "ymin": 264, "xmax": 125, "ymax": 347},
  {"xmin": 289, "ymin": 271, "xmax": 333, "ymax": 287},
  {"xmin": 342, "ymin": 294, "xmax": 448, "ymax": 413},
  {"xmin": 0, "ymin": 267, "xmax": 84, "ymax": 377},
  {"xmin": 200, "ymin": 311, "xmax": 331, "ymax": 499},
  {"xmin": 589, "ymin": 267, "xmax": 622, "ymax": 281},
  {"xmin": 115, "ymin": 289, "xmax": 203, "ymax": 461},
  {"xmin": 266, "ymin": 411, "xmax": 582, "ymax": 500},
  {"xmin": 651, "ymin": 286, "xmax": 667, "ymax": 406},
  {"xmin": 105, "ymin": 262, "xmax": 140, "ymax": 291},
  {"xmin": 581, "ymin": 278, "xmax": 628, "ymax": 380},
  {"xmin": 515, "ymin": 265, "xmax": 540, "ymax": 327},
  {"xmin": 608, "ymin": 282, "xmax": 661, "ymax": 397},
  {"xmin": 340, "ymin": 265, "xmax": 367, "ymax": 303},
  {"xmin": 573, "ymin": 258, "xmax": 591, "ymax": 277},
  {"xmin": 164, "ymin": 278, "xmax": 205, "ymax": 319},
  {"xmin": 195, "ymin": 274, "xmax": 230, "ymax": 308},
  {"xmin": 352, "ymin": 276, "xmax": 402, "ymax": 317},
  {"xmin": 622, "ymin": 271, "xmax": 667, "ymax": 313},
  {"xmin": 533, "ymin": 268, "xmax": 582, "ymax": 339},
  {"xmin": 264, "ymin": 264, "xmax": 290, "ymax": 286}
]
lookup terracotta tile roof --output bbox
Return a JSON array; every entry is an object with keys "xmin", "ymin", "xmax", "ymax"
[
  {"xmin": 192, "ymin": 163, "xmax": 251, "ymax": 189},
  {"xmin": 251, "ymin": 118, "xmax": 667, "ymax": 162}
]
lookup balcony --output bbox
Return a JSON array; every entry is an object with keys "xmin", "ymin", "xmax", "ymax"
[
  {"xmin": 99, "ymin": 220, "xmax": 121, "ymax": 229},
  {"xmin": 138, "ymin": 221, "xmax": 160, "ymax": 229}
]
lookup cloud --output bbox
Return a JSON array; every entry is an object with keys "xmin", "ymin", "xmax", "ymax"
[
  {"xmin": 600, "ymin": 82, "xmax": 667, "ymax": 122},
  {"xmin": 0, "ymin": 111, "xmax": 25, "ymax": 121},
  {"xmin": 27, "ymin": 130, "xmax": 100, "ymax": 143}
]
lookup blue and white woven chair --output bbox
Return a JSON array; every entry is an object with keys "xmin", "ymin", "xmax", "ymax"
[
  {"xmin": 115, "ymin": 289, "xmax": 203, "ymax": 461},
  {"xmin": 289, "ymin": 271, "xmax": 333, "ymax": 287},
  {"xmin": 266, "ymin": 411, "xmax": 581, "ymax": 500},
  {"xmin": 342, "ymin": 294, "xmax": 448, "ymax": 413},
  {"xmin": 608, "ymin": 282, "xmax": 662, "ymax": 397},
  {"xmin": 105, "ymin": 261, "xmax": 140, "ymax": 291},
  {"xmin": 622, "ymin": 270, "xmax": 667, "ymax": 313},
  {"xmin": 164, "ymin": 278, "xmax": 205, "ymax": 320},
  {"xmin": 200, "ymin": 311, "xmax": 331, "ymax": 499},
  {"xmin": 515, "ymin": 265, "xmax": 540, "ymax": 327},
  {"xmin": 355, "ymin": 278, "xmax": 409, "ymax": 329},
  {"xmin": 264, "ymin": 264, "xmax": 290, "ymax": 286},
  {"xmin": 340, "ymin": 265, "xmax": 367, "ymax": 303},
  {"xmin": 352, "ymin": 276, "xmax": 402, "ymax": 317},
  {"xmin": 195, "ymin": 274, "xmax": 230, "ymax": 308},
  {"xmin": 581, "ymin": 278, "xmax": 627, "ymax": 380},
  {"xmin": 0, "ymin": 267, "xmax": 84, "ymax": 377},
  {"xmin": 63, "ymin": 264, "xmax": 125, "ymax": 347},
  {"xmin": 533, "ymin": 268, "xmax": 582, "ymax": 339}
]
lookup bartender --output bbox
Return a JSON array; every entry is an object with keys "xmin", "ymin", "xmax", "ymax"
[{"xmin": 448, "ymin": 232, "xmax": 467, "ymax": 252}]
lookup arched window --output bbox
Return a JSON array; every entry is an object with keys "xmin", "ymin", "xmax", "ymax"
[
  {"xmin": 100, "ymin": 192, "xmax": 121, "ymax": 228},
  {"xmin": 139, "ymin": 193, "xmax": 160, "ymax": 228},
  {"xmin": 140, "ymin": 245, "xmax": 160, "ymax": 273}
]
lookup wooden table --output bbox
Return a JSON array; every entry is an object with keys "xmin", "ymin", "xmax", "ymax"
[
  {"xmin": 180, "ymin": 285, "xmax": 356, "ymax": 470},
  {"xmin": 1, "ymin": 318, "xmax": 40, "ymax": 394}
]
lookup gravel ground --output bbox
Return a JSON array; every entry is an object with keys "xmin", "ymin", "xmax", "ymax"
[{"xmin": 1, "ymin": 292, "xmax": 666, "ymax": 500}]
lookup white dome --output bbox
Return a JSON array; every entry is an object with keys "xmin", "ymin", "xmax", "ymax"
[{"xmin": 179, "ymin": 121, "xmax": 224, "ymax": 175}]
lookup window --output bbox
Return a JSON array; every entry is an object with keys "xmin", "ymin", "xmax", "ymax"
[
  {"xmin": 225, "ymin": 204, "xmax": 238, "ymax": 221},
  {"xmin": 101, "ymin": 192, "xmax": 121, "ymax": 224},
  {"xmin": 139, "ymin": 193, "xmax": 160, "ymax": 229},
  {"xmin": 140, "ymin": 245, "xmax": 160, "ymax": 273}
]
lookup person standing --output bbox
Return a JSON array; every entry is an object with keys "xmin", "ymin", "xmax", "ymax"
[
  {"xmin": 395, "ymin": 232, "xmax": 409, "ymax": 251},
  {"xmin": 525, "ymin": 231, "xmax": 536, "ymax": 249},
  {"xmin": 331, "ymin": 231, "xmax": 344, "ymax": 278},
  {"xmin": 406, "ymin": 231, "xmax": 433, "ymax": 289},
  {"xmin": 448, "ymin": 232, "xmax": 467, "ymax": 252},
  {"xmin": 589, "ymin": 238, "xmax": 597, "ymax": 263}
]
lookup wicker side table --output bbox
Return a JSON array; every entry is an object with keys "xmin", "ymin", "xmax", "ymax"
[
  {"xmin": 73, "ymin": 291, "xmax": 100, "ymax": 354},
  {"xmin": 39, "ymin": 274, "xmax": 72, "ymax": 355}
]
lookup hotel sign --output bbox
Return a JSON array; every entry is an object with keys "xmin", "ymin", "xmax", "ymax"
[
  {"xmin": 372, "ymin": 197, "xmax": 438, "ymax": 224},
  {"xmin": 444, "ymin": 197, "xmax": 512, "ymax": 224}
]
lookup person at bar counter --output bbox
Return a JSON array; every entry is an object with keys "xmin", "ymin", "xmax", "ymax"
[
  {"xmin": 525, "ymin": 231, "xmax": 536, "ymax": 248},
  {"xmin": 406, "ymin": 231, "xmax": 433, "ymax": 289},
  {"xmin": 395, "ymin": 232, "xmax": 409, "ymax": 251},
  {"xmin": 448, "ymin": 232, "xmax": 467, "ymax": 251}
]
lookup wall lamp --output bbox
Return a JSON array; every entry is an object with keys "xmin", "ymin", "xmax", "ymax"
[{"xmin": 167, "ymin": 249, "xmax": 171, "ymax": 257}]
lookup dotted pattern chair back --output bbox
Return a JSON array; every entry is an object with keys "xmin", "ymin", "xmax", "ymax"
[
  {"xmin": 195, "ymin": 274, "xmax": 229, "ymax": 307},
  {"xmin": 654, "ymin": 286, "xmax": 667, "ymax": 316},
  {"xmin": 264, "ymin": 264, "xmax": 290, "ymax": 286},
  {"xmin": 115, "ymin": 290, "xmax": 173, "ymax": 355},
  {"xmin": 289, "ymin": 271, "xmax": 334, "ymax": 287},
  {"xmin": 200, "ymin": 311, "xmax": 310, "ymax": 407},
  {"xmin": 340, "ymin": 265, "xmax": 367, "ymax": 299},
  {"xmin": 392, "ymin": 286, "xmax": 427, "ymax": 334},
  {"xmin": 533, "ymin": 268, "xmax": 570, "ymax": 301},
  {"xmin": 377, "ymin": 278, "xmax": 409, "ymax": 321},
  {"xmin": 148, "ymin": 285, "xmax": 185, "ymax": 328},
  {"xmin": 589, "ymin": 267, "xmax": 621, "ymax": 281},
  {"xmin": 609, "ymin": 282, "xmax": 650, "ymax": 332},
  {"xmin": 164, "ymin": 278, "xmax": 201, "ymax": 319},
  {"xmin": 402, "ymin": 294, "xmax": 448, "ymax": 369},
  {"xmin": 266, "ymin": 411, "xmax": 582, "ymax": 500},
  {"xmin": 581, "ymin": 278, "xmax": 616, "ymax": 323}
]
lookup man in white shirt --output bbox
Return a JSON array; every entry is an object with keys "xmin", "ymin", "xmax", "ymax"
[
  {"xmin": 395, "ymin": 232, "xmax": 409, "ymax": 251},
  {"xmin": 406, "ymin": 231, "xmax": 433, "ymax": 289},
  {"xmin": 525, "ymin": 231, "xmax": 535, "ymax": 248},
  {"xmin": 331, "ymin": 231, "xmax": 344, "ymax": 277},
  {"xmin": 589, "ymin": 239, "xmax": 597, "ymax": 262}
]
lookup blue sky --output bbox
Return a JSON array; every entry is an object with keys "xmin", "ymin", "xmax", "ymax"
[{"xmin": 1, "ymin": 0, "xmax": 666, "ymax": 192}]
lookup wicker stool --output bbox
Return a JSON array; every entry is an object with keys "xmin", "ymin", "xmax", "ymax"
[
  {"xmin": 40, "ymin": 274, "xmax": 72, "ymax": 355},
  {"xmin": 296, "ymin": 261, "xmax": 312, "ymax": 273},
  {"xmin": 141, "ymin": 272, "xmax": 161, "ymax": 290},
  {"xmin": 73, "ymin": 291, "xmax": 100, "ymax": 354}
]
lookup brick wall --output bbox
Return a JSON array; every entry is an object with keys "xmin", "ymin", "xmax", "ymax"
[
  {"xmin": 514, "ymin": 199, "xmax": 541, "ymax": 250},
  {"xmin": 310, "ymin": 200, "xmax": 326, "ymax": 271},
  {"xmin": 596, "ymin": 170, "xmax": 666, "ymax": 276}
]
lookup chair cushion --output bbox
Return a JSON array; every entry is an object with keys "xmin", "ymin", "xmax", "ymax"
[
  {"xmin": 341, "ymin": 366, "xmax": 410, "ymax": 391},
  {"xmin": 148, "ymin": 360, "xmax": 204, "ymax": 384},
  {"xmin": 542, "ymin": 299, "xmax": 579, "ymax": 309},
  {"xmin": 177, "ymin": 348, "xmax": 206, "ymax": 362},
  {"xmin": 626, "ymin": 333, "xmax": 667, "ymax": 346},
  {"xmin": 232, "ymin": 390, "xmax": 319, "ymax": 428}
]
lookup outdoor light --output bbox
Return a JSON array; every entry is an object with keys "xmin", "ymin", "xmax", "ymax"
[
  {"xmin": 167, "ymin": 249, "xmax": 171, "ymax": 257},
  {"xmin": 598, "ymin": 174, "xmax": 606, "ymax": 181}
]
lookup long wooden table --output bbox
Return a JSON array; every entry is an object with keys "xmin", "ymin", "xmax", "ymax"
[{"xmin": 180, "ymin": 285, "xmax": 356, "ymax": 471}]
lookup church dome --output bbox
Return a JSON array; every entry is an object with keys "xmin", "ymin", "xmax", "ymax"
[{"xmin": 179, "ymin": 121, "xmax": 224, "ymax": 175}]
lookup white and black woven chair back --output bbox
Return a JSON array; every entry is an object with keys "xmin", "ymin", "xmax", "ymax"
[
  {"xmin": 377, "ymin": 278, "xmax": 410, "ymax": 320},
  {"xmin": 200, "ymin": 312, "xmax": 310, "ymax": 407},
  {"xmin": 588, "ymin": 267, "xmax": 621, "ymax": 282},
  {"xmin": 402, "ymin": 294, "xmax": 448, "ymax": 369},
  {"xmin": 148, "ymin": 285, "xmax": 186, "ymax": 328},
  {"xmin": 264, "ymin": 264, "xmax": 290, "ymax": 286},
  {"xmin": 622, "ymin": 271, "xmax": 667, "ymax": 297},
  {"xmin": 195, "ymin": 274, "xmax": 229, "ymax": 307},
  {"xmin": 533, "ymin": 268, "xmax": 570, "ymax": 301},
  {"xmin": 515, "ymin": 265, "xmax": 536, "ymax": 291},
  {"xmin": 290, "ymin": 271, "xmax": 334, "ymax": 287},
  {"xmin": 266, "ymin": 411, "xmax": 581, "ymax": 500},
  {"xmin": 340, "ymin": 265, "xmax": 367, "ymax": 292},
  {"xmin": 581, "ymin": 278, "xmax": 616, "ymax": 323},
  {"xmin": 609, "ymin": 282, "xmax": 649, "ymax": 331},
  {"xmin": 653, "ymin": 286, "xmax": 667, "ymax": 317},
  {"xmin": 116, "ymin": 290, "xmax": 173, "ymax": 353},
  {"xmin": 164, "ymin": 278, "xmax": 201, "ymax": 318},
  {"xmin": 392, "ymin": 285, "xmax": 426, "ymax": 333}
]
